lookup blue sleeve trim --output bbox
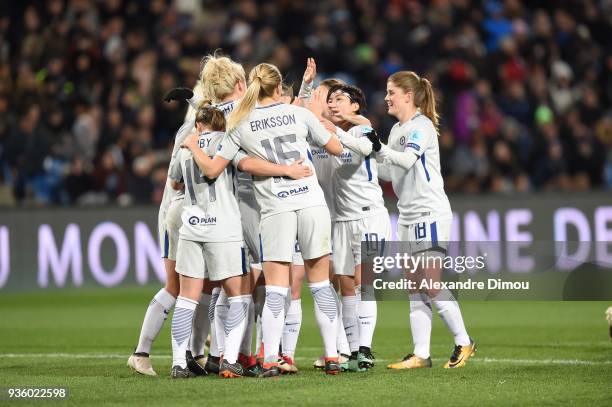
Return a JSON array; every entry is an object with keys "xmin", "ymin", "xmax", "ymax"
[
  {"xmin": 365, "ymin": 155, "xmax": 372, "ymax": 181},
  {"xmin": 163, "ymin": 230, "xmax": 169, "ymax": 258},
  {"xmin": 241, "ymin": 246, "xmax": 248, "ymax": 275},
  {"xmin": 307, "ymin": 149, "xmax": 313, "ymax": 162},
  {"xmin": 421, "ymin": 153, "xmax": 431, "ymax": 182},
  {"xmin": 430, "ymin": 222, "xmax": 438, "ymax": 247},
  {"xmin": 406, "ymin": 143, "xmax": 421, "ymax": 151}
]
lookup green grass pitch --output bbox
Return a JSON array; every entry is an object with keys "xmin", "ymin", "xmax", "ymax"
[{"xmin": 0, "ymin": 287, "xmax": 610, "ymax": 406}]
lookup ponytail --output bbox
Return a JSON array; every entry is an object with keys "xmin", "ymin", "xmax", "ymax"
[
  {"xmin": 388, "ymin": 71, "xmax": 440, "ymax": 133},
  {"xmin": 417, "ymin": 77, "xmax": 439, "ymax": 132},
  {"xmin": 226, "ymin": 77, "xmax": 261, "ymax": 132},
  {"xmin": 226, "ymin": 63, "xmax": 282, "ymax": 132}
]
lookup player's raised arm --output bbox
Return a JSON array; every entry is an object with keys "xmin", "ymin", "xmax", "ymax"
[{"xmin": 294, "ymin": 57, "xmax": 317, "ymax": 106}]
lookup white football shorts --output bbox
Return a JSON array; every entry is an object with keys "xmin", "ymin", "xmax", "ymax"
[
  {"xmin": 398, "ymin": 219, "xmax": 451, "ymax": 255},
  {"xmin": 333, "ymin": 211, "xmax": 391, "ymax": 276},
  {"xmin": 175, "ymin": 238, "xmax": 248, "ymax": 281},
  {"xmin": 259, "ymin": 205, "xmax": 331, "ymax": 263}
]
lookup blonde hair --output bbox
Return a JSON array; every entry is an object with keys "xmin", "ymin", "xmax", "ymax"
[
  {"xmin": 185, "ymin": 52, "xmax": 246, "ymax": 121},
  {"xmin": 227, "ymin": 63, "xmax": 282, "ymax": 132},
  {"xmin": 388, "ymin": 71, "xmax": 439, "ymax": 132}
]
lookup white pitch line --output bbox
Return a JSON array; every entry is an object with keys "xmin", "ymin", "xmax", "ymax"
[{"xmin": 1, "ymin": 353, "xmax": 610, "ymax": 366}]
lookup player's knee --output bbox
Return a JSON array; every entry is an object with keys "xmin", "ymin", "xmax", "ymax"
[
  {"xmin": 338, "ymin": 275, "xmax": 356, "ymax": 296},
  {"xmin": 165, "ymin": 277, "xmax": 180, "ymax": 297}
]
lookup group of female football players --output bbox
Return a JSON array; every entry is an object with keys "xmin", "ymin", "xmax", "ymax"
[{"xmin": 127, "ymin": 53, "xmax": 476, "ymax": 378}]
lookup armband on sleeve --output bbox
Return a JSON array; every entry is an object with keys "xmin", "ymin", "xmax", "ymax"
[{"xmin": 298, "ymin": 80, "xmax": 313, "ymax": 100}]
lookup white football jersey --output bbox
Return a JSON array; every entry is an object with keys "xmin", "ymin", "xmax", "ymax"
[
  {"xmin": 217, "ymin": 102, "xmax": 331, "ymax": 219},
  {"xmin": 386, "ymin": 113, "xmax": 452, "ymax": 225},
  {"xmin": 332, "ymin": 125, "xmax": 386, "ymax": 221},
  {"xmin": 309, "ymin": 145, "xmax": 336, "ymax": 218},
  {"xmin": 214, "ymin": 100, "xmax": 257, "ymax": 203},
  {"xmin": 159, "ymin": 120, "xmax": 194, "ymax": 217},
  {"xmin": 169, "ymin": 131, "xmax": 243, "ymax": 242}
]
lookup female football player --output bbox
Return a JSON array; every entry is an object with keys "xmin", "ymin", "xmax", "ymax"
[
  {"xmin": 307, "ymin": 74, "xmax": 372, "ymax": 371},
  {"xmin": 127, "ymin": 65, "xmax": 210, "ymax": 378},
  {"xmin": 368, "ymin": 71, "xmax": 476, "ymax": 369},
  {"xmin": 169, "ymin": 103, "xmax": 313, "ymax": 378},
  {"xmin": 182, "ymin": 62, "xmax": 345, "ymax": 376},
  {"xmin": 168, "ymin": 105, "xmax": 250, "ymax": 379},
  {"xmin": 324, "ymin": 83, "xmax": 391, "ymax": 371}
]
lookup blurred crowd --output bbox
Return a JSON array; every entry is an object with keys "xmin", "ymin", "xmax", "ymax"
[{"xmin": 0, "ymin": 0, "xmax": 611, "ymax": 206}]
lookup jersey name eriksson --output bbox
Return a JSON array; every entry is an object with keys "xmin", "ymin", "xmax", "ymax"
[{"xmin": 250, "ymin": 114, "xmax": 296, "ymax": 132}]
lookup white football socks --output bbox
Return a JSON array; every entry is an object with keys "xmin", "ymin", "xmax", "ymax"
[
  {"xmin": 431, "ymin": 290, "xmax": 471, "ymax": 346},
  {"xmin": 309, "ymin": 280, "xmax": 338, "ymax": 359},
  {"xmin": 208, "ymin": 287, "xmax": 221, "ymax": 357},
  {"xmin": 189, "ymin": 292, "xmax": 211, "ymax": 357},
  {"xmin": 171, "ymin": 296, "xmax": 198, "ymax": 368},
  {"xmin": 254, "ymin": 285, "xmax": 265, "ymax": 357},
  {"xmin": 136, "ymin": 288, "xmax": 176, "ymax": 354},
  {"xmin": 356, "ymin": 285, "xmax": 377, "ymax": 349},
  {"xmin": 341, "ymin": 295, "xmax": 359, "ymax": 353},
  {"xmin": 282, "ymin": 299, "xmax": 302, "ymax": 358},
  {"xmin": 336, "ymin": 293, "xmax": 351, "ymax": 356},
  {"xmin": 262, "ymin": 285, "xmax": 288, "ymax": 363},
  {"xmin": 224, "ymin": 295, "xmax": 250, "ymax": 364},
  {"xmin": 238, "ymin": 295, "xmax": 254, "ymax": 357},
  {"xmin": 409, "ymin": 292, "xmax": 433, "ymax": 359},
  {"xmin": 214, "ymin": 289, "xmax": 229, "ymax": 355}
]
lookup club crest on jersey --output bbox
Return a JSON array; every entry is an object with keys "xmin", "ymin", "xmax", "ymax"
[
  {"xmin": 277, "ymin": 185, "xmax": 309, "ymax": 198},
  {"xmin": 188, "ymin": 216, "xmax": 217, "ymax": 225}
]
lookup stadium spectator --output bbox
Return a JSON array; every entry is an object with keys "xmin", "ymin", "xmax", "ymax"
[{"xmin": 0, "ymin": 0, "xmax": 610, "ymax": 206}]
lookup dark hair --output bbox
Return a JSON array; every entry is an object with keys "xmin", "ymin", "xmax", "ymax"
[
  {"xmin": 282, "ymin": 82, "xmax": 294, "ymax": 102},
  {"xmin": 327, "ymin": 83, "xmax": 367, "ymax": 114},
  {"xmin": 319, "ymin": 78, "xmax": 345, "ymax": 89},
  {"xmin": 195, "ymin": 103, "xmax": 226, "ymax": 132}
]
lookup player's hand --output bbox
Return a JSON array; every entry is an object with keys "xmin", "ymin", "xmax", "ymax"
[
  {"xmin": 302, "ymin": 58, "xmax": 317, "ymax": 84},
  {"xmin": 163, "ymin": 87, "xmax": 194, "ymax": 103},
  {"xmin": 308, "ymin": 86, "xmax": 326, "ymax": 118},
  {"xmin": 320, "ymin": 118, "xmax": 336, "ymax": 135},
  {"xmin": 285, "ymin": 158, "xmax": 313, "ymax": 180},
  {"xmin": 364, "ymin": 128, "xmax": 382, "ymax": 152},
  {"xmin": 181, "ymin": 132, "xmax": 199, "ymax": 150},
  {"xmin": 336, "ymin": 112, "xmax": 371, "ymax": 126}
]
